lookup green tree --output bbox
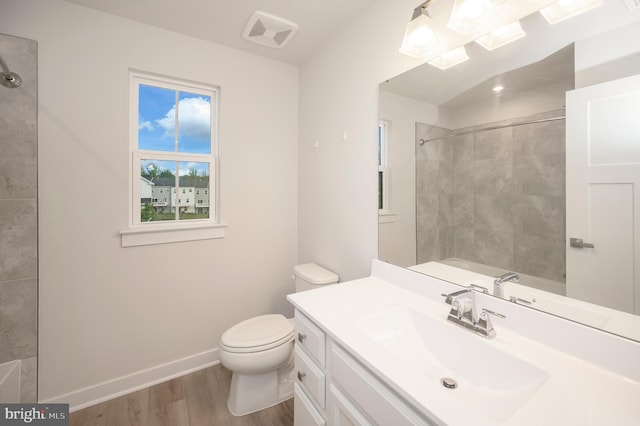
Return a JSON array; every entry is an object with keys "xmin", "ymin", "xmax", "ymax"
[
  {"xmin": 158, "ymin": 168, "xmax": 175, "ymax": 178},
  {"xmin": 141, "ymin": 202, "xmax": 155, "ymax": 222}
]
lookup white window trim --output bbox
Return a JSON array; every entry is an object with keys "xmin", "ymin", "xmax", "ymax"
[{"xmin": 121, "ymin": 69, "xmax": 225, "ymax": 247}]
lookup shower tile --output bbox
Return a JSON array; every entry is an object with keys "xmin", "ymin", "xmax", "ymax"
[
  {"xmin": 20, "ymin": 356, "xmax": 37, "ymax": 403},
  {"xmin": 439, "ymin": 226, "xmax": 455, "ymax": 259},
  {"xmin": 416, "ymin": 194, "xmax": 439, "ymax": 231},
  {"xmin": 417, "ymin": 160, "xmax": 439, "ymax": 195},
  {"xmin": 0, "ymin": 199, "xmax": 37, "ymax": 281},
  {"xmin": 474, "ymin": 159, "xmax": 513, "ymax": 195},
  {"xmin": 417, "ymin": 227, "xmax": 439, "ymax": 264},
  {"xmin": 438, "ymin": 160, "xmax": 454, "ymax": 194},
  {"xmin": 422, "ymin": 139, "xmax": 447, "ymax": 162},
  {"xmin": 474, "ymin": 229, "xmax": 514, "ymax": 270},
  {"xmin": 475, "ymin": 195, "xmax": 513, "ymax": 233},
  {"xmin": 0, "ymin": 117, "xmax": 37, "ymax": 199},
  {"xmin": 513, "ymin": 195, "xmax": 565, "ymax": 238},
  {"xmin": 453, "ymin": 194, "xmax": 474, "ymax": 227},
  {"xmin": 454, "ymin": 227, "xmax": 475, "ymax": 261},
  {"xmin": 454, "ymin": 168, "xmax": 474, "ymax": 195},
  {"xmin": 0, "ymin": 279, "xmax": 37, "ymax": 363},
  {"xmin": 513, "ymin": 119, "xmax": 565, "ymax": 157},
  {"xmin": 438, "ymin": 194, "xmax": 453, "ymax": 227},
  {"xmin": 513, "ymin": 234, "xmax": 566, "ymax": 282},
  {"xmin": 452, "ymin": 134, "xmax": 473, "ymax": 174},
  {"xmin": 474, "ymin": 127, "xmax": 512, "ymax": 160},
  {"xmin": 513, "ymin": 154, "xmax": 565, "ymax": 196}
]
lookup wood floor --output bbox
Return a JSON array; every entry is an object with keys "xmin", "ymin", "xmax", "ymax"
[{"xmin": 69, "ymin": 364, "xmax": 294, "ymax": 426}]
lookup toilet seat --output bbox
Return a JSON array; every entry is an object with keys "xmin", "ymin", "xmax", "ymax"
[{"xmin": 221, "ymin": 314, "xmax": 294, "ymax": 353}]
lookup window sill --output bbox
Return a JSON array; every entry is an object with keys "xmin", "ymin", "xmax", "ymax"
[
  {"xmin": 378, "ymin": 212, "xmax": 396, "ymax": 224},
  {"xmin": 120, "ymin": 223, "xmax": 226, "ymax": 247}
]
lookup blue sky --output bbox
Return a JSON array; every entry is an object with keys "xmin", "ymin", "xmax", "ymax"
[{"xmin": 138, "ymin": 84, "xmax": 212, "ymax": 176}]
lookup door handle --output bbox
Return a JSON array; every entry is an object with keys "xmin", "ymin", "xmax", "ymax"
[{"xmin": 570, "ymin": 237, "xmax": 595, "ymax": 249}]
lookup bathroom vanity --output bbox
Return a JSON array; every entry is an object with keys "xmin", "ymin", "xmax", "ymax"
[{"xmin": 287, "ymin": 260, "xmax": 640, "ymax": 425}]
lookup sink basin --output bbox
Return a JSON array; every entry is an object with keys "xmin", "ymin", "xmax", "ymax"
[{"xmin": 354, "ymin": 306, "xmax": 548, "ymax": 422}]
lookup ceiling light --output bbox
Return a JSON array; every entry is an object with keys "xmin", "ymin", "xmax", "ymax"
[
  {"xmin": 475, "ymin": 21, "xmax": 526, "ymax": 50},
  {"xmin": 428, "ymin": 46, "xmax": 470, "ymax": 70},
  {"xmin": 400, "ymin": 1, "xmax": 443, "ymax": 58},
  {"xmin": 539, "ymin": 0, "xmax": 604, "ymax": 24},
  {"xmin": 448, "ymin": 0, "xmax": 499, "ymax": 35}
]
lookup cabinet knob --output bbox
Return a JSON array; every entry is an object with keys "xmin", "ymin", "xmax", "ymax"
[
  {"xmin": 297, "ymin": 332, "xmax": 307, "ymax": 343},
  {"xmin": 297, "ymin": 371, "xmax": 307, "ymax": 381}
]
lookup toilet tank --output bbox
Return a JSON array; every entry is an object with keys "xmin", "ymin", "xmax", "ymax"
[{"xmin": 293, "ymin": 263, "xmax": 339, "ymax": 292}]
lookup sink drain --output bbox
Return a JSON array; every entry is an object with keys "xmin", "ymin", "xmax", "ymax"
[{"xmin": 440, "ymin": 377, "xmax": 458, "ymax": 389}]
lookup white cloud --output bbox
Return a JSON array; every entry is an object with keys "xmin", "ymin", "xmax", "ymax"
[
  {"xmin": 138, "ymin": 120, "xmax": 155, "ymax": 131},
  {"xmin": 156, "ymin": 97, "xmax": 211, "ymax": 140}
]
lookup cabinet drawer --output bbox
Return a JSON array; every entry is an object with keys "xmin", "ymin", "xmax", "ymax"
[
  {"xmin": 295, "ymin": 344, "xmax": 326, "ymax": 409},
  {"xmin": 329, "ymin": 384, "xmax": 373, "ymax": 426},
  {"xmin": 295, "ymin": 311, "xmax": 326, "ymax": 366},
  {"xmin": 330, "ymin": 343, "xmax": 437, "ymax": 426},
  {"xmin": 295, "ymin": 382, "xmax": 326, "ymax": 426}
]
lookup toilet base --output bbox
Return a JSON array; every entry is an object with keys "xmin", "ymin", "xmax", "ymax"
[{"xmin": 226, "ymin": 355, "xmax": 295, "ymax": 416}]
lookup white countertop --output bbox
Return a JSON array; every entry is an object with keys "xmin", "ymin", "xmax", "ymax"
[{"xmin": 287, "ymin": 260, "xmax": 640, "ymax": 426}]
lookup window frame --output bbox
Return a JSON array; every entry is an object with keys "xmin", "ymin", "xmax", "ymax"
[
  {"xmin": 378, "ymin": 119, "xmax": 390, "ymax": 214},
  {"xmin": 122, "ymin": 70, "xmax": 225, "ymax": 247}
]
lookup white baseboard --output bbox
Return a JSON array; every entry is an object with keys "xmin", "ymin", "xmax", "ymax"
[{"xmin": 40, "ymin": 348, "xmax": 220, "ymax": 412}]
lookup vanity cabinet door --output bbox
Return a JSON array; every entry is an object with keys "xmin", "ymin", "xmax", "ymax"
[
  {"xmin": 330, "ymin": 343, "xmax": 439, "ymax": 426},
  {"xmin": 295, "ymin": 382, "xmax": 326, "ymax": 426},
  {"xmin": 328, "ymin": 384, "xmax": 373, "ymax": 426}
]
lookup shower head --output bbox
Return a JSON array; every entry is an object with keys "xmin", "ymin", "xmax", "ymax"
[{"xmin": 0, "ymin": 54, "xmax": 22, "ymax": 89}]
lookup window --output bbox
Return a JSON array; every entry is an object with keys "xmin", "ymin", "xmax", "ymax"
[
  {"xmin": 123, "ymin": 70, "xmax": 224, "ymax": 247},
  {"xmin": 378, "ymin": 119, "xmax": 389, "ymax": 213},
  {"xmin": 131, "ymin": 71, "xmax": 218, "ymax": 225}
]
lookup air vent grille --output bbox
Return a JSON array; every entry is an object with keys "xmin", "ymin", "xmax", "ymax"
[{"xmin": 242, "ymin": 11, "xmax": 298, "ymax": 49}]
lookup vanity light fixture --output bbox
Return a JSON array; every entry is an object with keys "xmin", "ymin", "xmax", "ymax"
[
  {"xmin": 475, "ymin": 20, "xmax": 526, "ymax": 50},
  {"xmin": 539, "ymin": 0, "xmax": 604, "ymax": 24},
  {"xmin": 428, "ymin": 46, "xmax": 470, "ymax": 70},
  {"xmin": 399, "ymin": 1, "xmax": 443, "ymax": 58},
  {"xmin": 448, "ymin": 0, "xmax": 499, "ymax": 35}
]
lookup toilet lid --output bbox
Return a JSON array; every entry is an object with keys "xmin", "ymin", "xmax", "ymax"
[{"xmin": 221, "ymin": 314, "xmax": 294, "ymax": 353}]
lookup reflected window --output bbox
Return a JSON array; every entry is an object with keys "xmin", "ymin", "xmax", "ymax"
[{"xmin": 378, "ymin": 119, "xmax": 390, "ymax": 212}]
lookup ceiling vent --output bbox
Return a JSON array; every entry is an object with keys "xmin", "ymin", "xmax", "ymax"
[{"xmin": 242, "ymin": 11, "xmax": 298, "ymax": 49}]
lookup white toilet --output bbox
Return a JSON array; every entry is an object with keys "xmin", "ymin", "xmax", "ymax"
[{"xmin": 219, "ymin": 263, "xmax": 339, "ymax": 416}]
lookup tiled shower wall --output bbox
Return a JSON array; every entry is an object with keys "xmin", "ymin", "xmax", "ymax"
[
  {"xmin": 416, "ymin": 110, "xmax": 566, "ymax": 283},
  {"xmin": 0, "ymin": 33, "xmax": 38, "ymax": 402}
]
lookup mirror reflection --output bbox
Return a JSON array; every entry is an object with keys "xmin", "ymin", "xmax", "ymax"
[{"xmin": 378, "ymin": 6, "xmax": 640, "ymax": 341}]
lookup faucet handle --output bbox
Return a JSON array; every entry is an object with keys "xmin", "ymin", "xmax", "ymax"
[
  {"xmin": 481, "ymin": 308, "xmax": 506, "ymax": 319},
  {"xmin": 468, "ymin": 283, "xmax": 489, "ymax": 293}
]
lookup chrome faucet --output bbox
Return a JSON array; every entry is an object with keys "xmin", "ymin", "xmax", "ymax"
[
  {"xmin": 493, "ymin": 272, "xmax": 519, "ymax": 298},
  {"xmin": 443, "ymin": 288, "xmax": 504, "ymax": 339}
]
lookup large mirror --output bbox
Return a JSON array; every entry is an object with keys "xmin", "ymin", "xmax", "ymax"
[{"xmin": 378, "ymin": 2, "xmax": 640, "ymax": 342}]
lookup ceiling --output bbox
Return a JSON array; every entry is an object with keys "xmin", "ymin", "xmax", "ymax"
[
  {"xmin": 63, "ymin": 0, "xmax": 375, "ymax": 64},
  {"xmin": 380, "ymin": 1, "xmax": 640, "ymax": 108}
]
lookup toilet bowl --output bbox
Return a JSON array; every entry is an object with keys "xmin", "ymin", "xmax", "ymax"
[{"xmin": 219, "ymin": 263, "xmax": 338, "ymax": 416}]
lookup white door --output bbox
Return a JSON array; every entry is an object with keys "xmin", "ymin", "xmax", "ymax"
[{"xmin": 566, "ymin": 73, "xmax": 640, "ymax": 314}]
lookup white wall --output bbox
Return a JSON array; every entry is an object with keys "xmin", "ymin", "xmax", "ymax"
[
  {"xmin": 377, "ymin": 90, "xmax": 440, "ymax": 267},
  {"xmin": 297, "ymin": 0, "xmax": 429, "ymax": 281},
  {"xmin": 0, "ymin": 0, "xmax": 298, "ymax": 408},
  {"xmin": 444, "ymin": 79, "xmax": 572, "ymax": 129}
]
